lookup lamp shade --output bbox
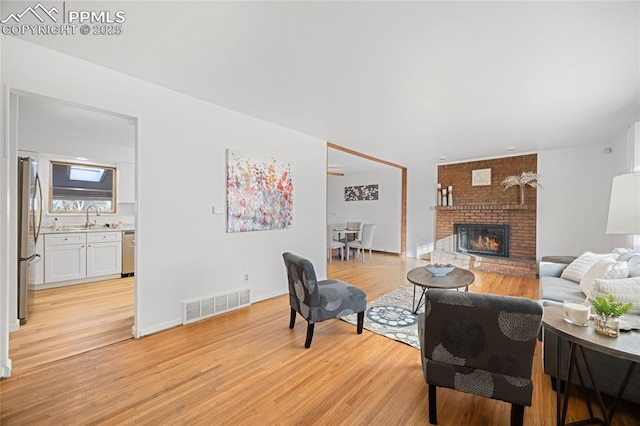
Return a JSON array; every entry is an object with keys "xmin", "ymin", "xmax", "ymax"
[{"xmin": 606, "ymin": 173, "xmax": 640, "ymax": 234}]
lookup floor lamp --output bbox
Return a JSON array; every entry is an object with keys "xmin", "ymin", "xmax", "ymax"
[{"xmin": 606, "ymin": 173, "xmax": 640, "ymax": 248}]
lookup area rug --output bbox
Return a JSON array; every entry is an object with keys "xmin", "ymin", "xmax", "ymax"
[{"xmin": 341, "ymin": 284, "xmax": 422, "ymax": 349}]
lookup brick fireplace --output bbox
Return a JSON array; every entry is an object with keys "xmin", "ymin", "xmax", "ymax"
[
  {"xmin": 431, "ymin": 154, "xmax": 537, "ymax": 278},
  {"xmin": 455, "ymin": 223, "xmax": 510, "ymax": 258}
]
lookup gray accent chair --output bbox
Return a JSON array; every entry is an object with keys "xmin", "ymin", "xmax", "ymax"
[
  {"xmin": 283, "ymin": 252, "xmax": 366, "ymax": 348},
  {"xmin": 418, "ymin": 289, "xmax": 543, "ymax": 425}
]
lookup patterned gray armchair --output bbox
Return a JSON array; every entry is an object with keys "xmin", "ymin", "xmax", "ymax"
[
  {"xmin": 283, "ymin": 252, "xmax": 367, "ymax": 348},
  {"xmin": 418, "ymin": 289, "xmax": 542, "ymax": 425}
]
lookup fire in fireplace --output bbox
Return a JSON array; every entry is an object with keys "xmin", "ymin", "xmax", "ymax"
[{"xmin": 454, "ymin": 223, "xmax": 509, "ymax": 258}]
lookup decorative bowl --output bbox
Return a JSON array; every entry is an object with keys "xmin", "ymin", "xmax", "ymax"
[{"xmin": 425, "ymin": 265, "xmax": 455, "ymax": 277}]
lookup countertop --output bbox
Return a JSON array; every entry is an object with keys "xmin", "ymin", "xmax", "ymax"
[{"xmin": 40, "ymin": 225, "xmax": 135, "ymax": 234}]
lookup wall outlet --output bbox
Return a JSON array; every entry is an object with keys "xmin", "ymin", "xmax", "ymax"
[{"xmin": 243, "ymin": 273, "xmax": 249, "ymax": 284}]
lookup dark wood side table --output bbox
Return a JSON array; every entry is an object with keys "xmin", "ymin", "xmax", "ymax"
[
  {"xmin": 406, "ymin": 266, "xmax": 475, "ymax": 314},
  {"xmin": 542, "ymin": 305, "xmax": 640, "ymax": 426}
]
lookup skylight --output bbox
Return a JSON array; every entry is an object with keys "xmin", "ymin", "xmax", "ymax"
[{"xmin": 69, "ymin": 166, "xmax": 105, "ymax": 182}]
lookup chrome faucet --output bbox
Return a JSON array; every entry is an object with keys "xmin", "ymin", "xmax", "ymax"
[{"xmin": 85, "ymin": 206, "xmax": 100, "ymax": 229}]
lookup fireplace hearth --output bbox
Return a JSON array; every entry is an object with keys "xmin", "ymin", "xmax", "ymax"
[{"xmin": 455, "ymin": 223, "xmax": 509, "ymax": 258}]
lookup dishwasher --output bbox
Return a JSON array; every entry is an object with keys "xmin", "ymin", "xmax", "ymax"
[{"xmin": 122, "ymin": 230, "xmax": 135, "ymax": 277}]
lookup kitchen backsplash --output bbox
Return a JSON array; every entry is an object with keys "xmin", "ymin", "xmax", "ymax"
[{"xmin": 42, "ymin": 203, "xmax": 135, "ymax": 229}]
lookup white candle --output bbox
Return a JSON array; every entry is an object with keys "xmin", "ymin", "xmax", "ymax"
[{"xmin": 563, "ymin": 301, "xmax": 590, "ymax": 326}]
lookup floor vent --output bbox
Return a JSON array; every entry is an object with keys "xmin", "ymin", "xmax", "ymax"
[{"xmin": 182, "ymin": 288, "xmax": 251, "ymax": 325}]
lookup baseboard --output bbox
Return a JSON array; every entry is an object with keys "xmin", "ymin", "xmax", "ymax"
[
  {"xmin": 252, "ymin": 289, "xmax": 287, "ymax": 303},
  {"xmin": 1, "ymin": 358, "xmax": 12, "ymax": 378},
  {"xmin": 9, "ymin": 318, "xmax": 19, "ymax": 333},
  {"xmin": 136, "ymin": 317, "xmax": 182, "ymax": 338},
  {"xmin": 30, "ymin": 273, "xmax": 122, "ymax": 290}
]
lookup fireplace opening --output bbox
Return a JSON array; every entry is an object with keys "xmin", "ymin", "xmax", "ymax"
[{"xmin": 455, "ymin": 223, "xmax": 509, "ymax": 258}]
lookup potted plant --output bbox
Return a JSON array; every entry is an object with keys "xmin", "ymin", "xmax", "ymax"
[{"xmin": 589, "ymin": 294, "xmax": 632, "ymax": 337}]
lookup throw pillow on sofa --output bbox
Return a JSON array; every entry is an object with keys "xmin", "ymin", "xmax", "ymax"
[
  {"xmin": 613, "ymin": 247, "xmax": 633, "ymax": 254},
  {"xmin": 611, "ymin": 249, "xmax": 640, "ymax": 277},
  {"xmin": 579, "ymin": 259, "xmax": 629, "ymax": 296},
  {"xmin": 561, "ymin": 252, "xmax": 619, "ymax": 283},
  {"xmin": 626, "ymin": 255, "xmax": 640, "ymax": 277},
  {"xmin": 589, "ymin": 276, "xmax": 640, "ymax": 315}
]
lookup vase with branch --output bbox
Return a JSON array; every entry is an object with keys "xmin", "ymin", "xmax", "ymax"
[{"xmin": 501, "ymin": 172, "xmax": 542, "ymax": 205}]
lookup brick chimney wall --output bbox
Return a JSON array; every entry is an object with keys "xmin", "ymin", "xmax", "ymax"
[
  {"xmin": 437, "ymin": 154, "xmax": 538, "ymax": 206},
  {"xmin": 434, "ymin": 154, "xmax": 538, "ymax": 277}
]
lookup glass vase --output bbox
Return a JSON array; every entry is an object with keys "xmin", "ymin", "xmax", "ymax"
[{"xmin": 593, "ymin": 315, "xmax": 619, "ymax": 337}]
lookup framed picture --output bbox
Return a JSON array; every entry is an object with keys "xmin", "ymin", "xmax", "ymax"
[
  {"xmin": 226, "ymin": 149, "xmax": 293, "ymax": 232},
  {"xmin": 344, "ymin": 184, "xmax": 379, "ymax": 201},
  {"xmin": 471, "ymin": 168, "xmax": 491, "ymax": 186}
]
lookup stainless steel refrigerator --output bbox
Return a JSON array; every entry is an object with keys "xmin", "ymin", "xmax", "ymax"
[{"xmin": 18, "ymin": 156, "xmax": 43, "ymax": 325}]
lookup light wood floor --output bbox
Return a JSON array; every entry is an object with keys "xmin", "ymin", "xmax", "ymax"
[
  {"xmin": 8, "ymin": 277, "xmax": 134, "ymax": 372},
  {"xmin": 1, "ymin": 254, "xmax": 638, "ymax": 425}
]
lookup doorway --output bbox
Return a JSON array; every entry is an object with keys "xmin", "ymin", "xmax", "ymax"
[
  {"xmin": 8, "ymin": 91, "xmax": 138, "ymax": 372},
  {"xmin": 327, "ymin": 142, "xmax": 407, "ymax": 256}
]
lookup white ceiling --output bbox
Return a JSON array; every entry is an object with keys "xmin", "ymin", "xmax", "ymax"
[{"xmin": 7, "ymin": 1, "xmax": 640, "ymax": 169}]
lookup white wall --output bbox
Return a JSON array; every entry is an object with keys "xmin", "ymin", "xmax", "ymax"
[
  {"xmin": 538, "ymin": 135, "xmax": 629, "ymax": 257},
  {"xmin": 0, "ymin": 37, "xmax": 327, "ymax": 376},
  {"xmin": 16, "ymin": 107, "xmax": 135, "ymax": 165},
  {"xmin": 327, "ymin": 167, "xmax": 402, "ymax": 253},
  {"xmin": 18, "ymin": 131, "xmax": 135, "ymax": 164},
  {"xmin": 0, "ymin": 1, "xmax": 11, "ymax": 376},
  {"xmin": 405, "ymin": 161, "xmax": 438, "ymax": 258}
]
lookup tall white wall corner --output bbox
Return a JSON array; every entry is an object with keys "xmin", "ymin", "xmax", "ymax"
[{"xmin": 629, "ymin": 122, "xmax": 640, "ymax": 172}]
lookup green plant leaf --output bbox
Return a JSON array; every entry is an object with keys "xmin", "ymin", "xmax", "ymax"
[{"xmin": 589, "ymin": 294, "xmax": 632, "ymax": 318}]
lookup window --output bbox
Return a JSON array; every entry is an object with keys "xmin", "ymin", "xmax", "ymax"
[{"xmin": 49, "ymin": 161, "xmax": 116, "ymax": 214}]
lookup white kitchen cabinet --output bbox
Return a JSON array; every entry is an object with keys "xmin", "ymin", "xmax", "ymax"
[
  {"xmin": 86, "ymin": 232, "xmax": 122, "ymax": 277},
  {"xmin": 117, "ymin": 162, "xmax": 135, "ymax": 204},
  {"xmin": 44, "ymin": 233, "xmax": 87, "ymax": 283},
  {"xmin": 44, "ymin": 231, "xmax": 122, "ymax": 284}
]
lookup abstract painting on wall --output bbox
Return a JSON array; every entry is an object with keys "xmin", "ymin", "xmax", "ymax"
[
  {"xmin": 345, "ymin": 184, "xmax": 379, "ymax": 201},
  {"xmin": 227, "ymin": 149, "xmax": 293, "ymax": 232}
]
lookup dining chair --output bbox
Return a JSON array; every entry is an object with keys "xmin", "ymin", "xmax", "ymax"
[
  {"xmin": 346, "ymin": 221, "xmax": 362, "ymax": 241},
  {"xmin": 327, "ymin": 224, "xmax": 344, "ymax": 262},
  {"xmin": 349, "ymin": 223, "xmax": 376, "ymax": 262},
  {"xmin": 418, "ymin": 289, "xmax": 542, "ymax": 425},
  {"xmin": 282, "ymin": 252, "xmax": 366, "ymax": 348}
]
